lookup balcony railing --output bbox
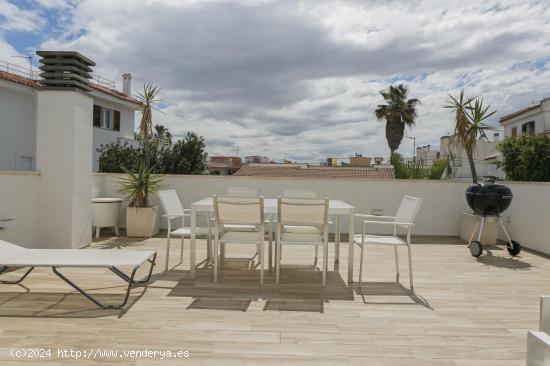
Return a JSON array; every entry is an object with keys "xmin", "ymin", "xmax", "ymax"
[{"xmin": 0, "ymin": 58, "xmax": 116, "ymax": 90}]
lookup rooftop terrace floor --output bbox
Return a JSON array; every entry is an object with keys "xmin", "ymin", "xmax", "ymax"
[{"xmin": 0, "ymin": 235, "xmax": 548, "ymax": 365}]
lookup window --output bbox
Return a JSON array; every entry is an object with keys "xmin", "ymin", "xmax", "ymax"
[
  {"xmin": 92, "ymin": 105, "xmax": 121, "ymax": 131},
  {"xmin": 102, "ymin": 109, "xmax": 113, "ymax": 129},
  {"xmin": 511, "ymin": 127, "xmax": 517, "ymax": 138},
  {"xmin": 522, "ymin": 121, "xmax": 535, "ymax": 135}
]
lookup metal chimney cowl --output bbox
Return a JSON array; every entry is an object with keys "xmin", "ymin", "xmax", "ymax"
[{"xmin": 36, "ymin": 51, "xmax": 95, "ymax": 92}]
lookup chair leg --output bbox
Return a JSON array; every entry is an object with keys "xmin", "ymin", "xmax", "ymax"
[
  {"xmin": 259, "ymin": 234, "xmax": 264, "ymax": 285},
  {"xmin": 276, "ymin": 241, "xmax": 281, "ymax": 285},
  {"xmin": 213, "ymin": 239, "xmax": 219, "ymax": 284},
  {"xmin": 394, "ymin": 246, "xmax": 399, "ymax": 282},
  {"xmin": 115, "ymin": 226, "xmax": 119, "ymax": 237},
  {"xmin": 180, "ymin": 236, "xmax": 185, "ymax": 264},
  {"xmin": 359, "ymin": 243, "xmax": 365, "ymax": 285},
  {"xmin": 314, "ymin": 245, "xmax": 318, "ymax": 268},
  {"xmin": 268, "ymin": 220, "xmax": 273, "ymax": 272},
  {"xmin": 165, "ymin": 233, "xmax": 171, "ymax": 272},
  {"xmin": 322, "ymin": 241, "xmax": 328, "ymax": 287},
  {"xmin": 407, "ymin": 244, "xmax": 414, "ymax": 291},
  {"xmin": 95, "ymin": 227, "xmax": 100, "ymax": 239}
]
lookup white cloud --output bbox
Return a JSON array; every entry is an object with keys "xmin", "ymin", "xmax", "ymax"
[{"xmin": 33, "ymin": 0, "xmax": 550, "ymax": 161}]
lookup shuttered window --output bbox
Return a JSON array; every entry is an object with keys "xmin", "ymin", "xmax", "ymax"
[
  {"xmin": 93, "ymin": 105, "xmax": 121, "ymax": 131},
  {"xmin": 93, "ymin": 105, "xmax": 101, "ymax": 127},
  {"xmin": 114, "ymin": 111, "xmax": 121, "ymax": 131}
]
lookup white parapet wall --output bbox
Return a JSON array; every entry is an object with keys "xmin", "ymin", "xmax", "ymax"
[
  {"xmin": 2, "ymin": 171, "xmax": 549, "ymax": 253},
  {"xmin": 92, "ymin": 174, "xmax": 550, "ymax": 254},
  {"xmin": 0, "ymin": 171, "xmax": 40, "ymax": 248},
  {"xmin": 93, "ymin": 174, "xmax": 471, "ymax": 236}
]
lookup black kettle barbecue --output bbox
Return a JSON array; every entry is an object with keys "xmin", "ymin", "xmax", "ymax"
[{"xmin": 465, "ymin": 181, "xmax": 521, "ymax": 257}]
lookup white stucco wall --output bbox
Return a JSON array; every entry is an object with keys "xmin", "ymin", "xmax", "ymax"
[
  {"xmin": 94, "ymin": 174, "xmax": 470, "ymax": 235},
  {"xmin": 36, "ymin": 90, "xmax": 93, "ymax": 249},
  {"xmin": 0, "ymin": 171, "xmax": 40, "ymax": 248},
  {"xmin": 0, "ymin": 80, "xmax": 36, "ymax": 171},
  {"xmin": 501, "ymin": 102, "xmax": 548, "ymax": 137},
  {"xmin": 1, "ymin": 171, "xmax": 549, "ymax": 255},
  {"xmin": 0, "ymin": 79, "xmax": 137, "ymax": 173},
  {"xmin": 93, "ymin": 174, "xmax": 550, "ymax": 254}
]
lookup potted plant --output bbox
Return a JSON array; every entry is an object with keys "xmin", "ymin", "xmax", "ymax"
[
  {"xmin": 119, "ymin": 162, "xmax": 163, "ymax": 237},
  {"xmin": 119, "ymin": 82, "xmax": 164, "ymax": 237}
]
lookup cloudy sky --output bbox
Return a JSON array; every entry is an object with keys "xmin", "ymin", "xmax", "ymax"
[{"xmin": 1, "ymin": 0, "xmax": 549, "ymax": 162}]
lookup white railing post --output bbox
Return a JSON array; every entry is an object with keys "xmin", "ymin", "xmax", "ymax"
[
  {"xmin": 527, "ymin": 296, "xmax": 550, "ymax": 365},
  {"xmin": 527, "ymin": 331, "xmax": 550, "ymax": 366},
  {"xmin": 540, "ymin": 296, "xmax": 550, "ymax": 334}
]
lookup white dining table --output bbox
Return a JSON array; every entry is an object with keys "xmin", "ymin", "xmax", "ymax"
[{"xmin": 189, "ymin": 197, "xmax": 356, "ymax": 283}]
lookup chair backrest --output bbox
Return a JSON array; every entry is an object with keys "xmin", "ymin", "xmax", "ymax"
[
  {"xmin": 282, "ymin": 188, "xmax": 318, "ymax": 199},
  {"xmin": 213, "ymin": 195, "xmax": 264, "ymax": 226},
  {"xmin": 394, "ymin": 195, "xmax": 422, "ymax": 228},
  {"xmin": 157, "ymin": 189, "xmax": 184, "ymax": 215},
  {"xmin": 226, "ymin": 187, "xmax": 259, "ymax": 197},
  {"xmin": 278, "ymin": 197, "xmax": 329, "ymax": 228}
]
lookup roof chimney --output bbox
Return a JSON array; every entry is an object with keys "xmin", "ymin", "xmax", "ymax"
[{"xmin": 122, "ymin": 73, "xmax": 132, "ymax": 96}]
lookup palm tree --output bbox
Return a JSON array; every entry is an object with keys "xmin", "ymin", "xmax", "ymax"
[
  {"xmin": 375, "ymin": 84, "xmax": 420, "ymax": 156},
  {"xmin": 444, "ymin": 90, "xmax": 496, "ymax": 183},
  {"xmin": 154, "ymin": 124, "xmax": 172, "ymax": 145},
  {"xmin": 136, "ymin": 83, "xmax": 161, "ymax": 169}
]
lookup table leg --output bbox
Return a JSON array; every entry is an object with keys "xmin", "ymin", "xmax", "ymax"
[
  {"xmin": 335, "ymin": 215, "xmax": 340, "ymax": 264},
  {"xmin": 268, "ymin": 216, "xmax": 273, "ymax": 272},
  {"xmin": 190, "ymin": 205, "xmax": 196, "ymax": 280},
  {"xmin": 347, "ymin": 208, "xmax": 355, "ymax": 284}
]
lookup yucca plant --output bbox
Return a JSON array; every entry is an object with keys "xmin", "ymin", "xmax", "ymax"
[
  {"xmin": 444, "ymin": 90, "xmax": 495, "ymax": 183},
  {"xmin": 136, "ymin": 83, "xmax": 162, "ymax": 170},
  {"xmin": 118, "ymin": 162, "xmax": 163, "ymax": 208}
]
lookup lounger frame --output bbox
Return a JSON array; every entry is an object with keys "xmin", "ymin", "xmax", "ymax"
[{"xmin": 0, "ymin": 252, "xmax": 156, "ymax": 309}]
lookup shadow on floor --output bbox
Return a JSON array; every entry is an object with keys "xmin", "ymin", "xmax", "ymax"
[
  {"xmin": 477, "ymin": 247, "xmax": 532, "ymax": 270},
  {"xmin": 353, "ymin": 281, "xmax": 433, "ymax": 310},
  {"xmin": 0, "ymin": 287, "xmax": 145, "ymax": 318},
  {"xmin": 156, "ymin": 258, "xmax": 354, "ymax": 313}
]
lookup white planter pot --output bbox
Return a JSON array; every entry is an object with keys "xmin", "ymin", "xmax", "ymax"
[
  {"xmin": 126, "ymin": 206, "xmax": 159, "ymax": 238},
  {"xmin": 92, "ymin": 198, "xmax": 122, "ymax": 237},
  {"xmin": 460, "ymin": 213, "xmax": 497, "ymax": 245}
]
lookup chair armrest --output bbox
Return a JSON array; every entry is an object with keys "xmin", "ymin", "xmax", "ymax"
[
  {"xmin": 356, "ymin": 214, "xmax": 395, "ymax": 220},
  {"xmin": 363, "ymin": 220, "xmax": 414, "ymax": 227}
]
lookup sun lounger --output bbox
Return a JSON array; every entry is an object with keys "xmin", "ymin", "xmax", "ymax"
[{"xmin": 0, "ymin": 240, "xmax": 156, "ymax": 309}]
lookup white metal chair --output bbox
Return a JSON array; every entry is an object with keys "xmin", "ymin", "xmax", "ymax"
[
  {"xmin": 276, "ymin": 197, "xmax": 330, "ymax": 286},
  {"xmin": 354, "ymin": 195, "xmax": 422, "ymax": 290},
  {"xmin": 158, "ymin": 190, "xmax": 212, "ymax": 272},
  {"xmin": 212, "ymin": 195, "xmax": 265, "ymax": 284}
]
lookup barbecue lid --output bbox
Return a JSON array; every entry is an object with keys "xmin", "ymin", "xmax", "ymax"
[{"xmin": 465, "ymin": 182, "xmax": 513, "ymax": 197}]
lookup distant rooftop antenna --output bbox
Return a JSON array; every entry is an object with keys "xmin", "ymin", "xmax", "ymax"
[{"xmin": 12, "ymin": 54, "xmax": 33, "ymax": 78}]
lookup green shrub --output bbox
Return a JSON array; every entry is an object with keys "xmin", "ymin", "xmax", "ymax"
[
  {"xmin": 98, "ymin": 131, "xmax": 208, "ymax": 175},
  {"xmin": 498, "ymin": 134, "xmax": 550, "ymax": 181},
  {"xmin": 391, "ymin": 152, "xmax": 447, "ymax": 180}
]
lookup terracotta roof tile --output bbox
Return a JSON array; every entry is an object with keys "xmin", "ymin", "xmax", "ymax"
[
  {"xmin": 88, "ymin": 83, "xmax": 141, "ymax": 105},
  {"xmin": 0, "ymin": 70, "xmax": 141, "ymax": 105},
  {"xmin": 234, "ymin": 165, "xmax": 395, "ymax": 180},
  {"xmin": 0, "ymin": 70, "xmax": 40, "ymax": 87}
]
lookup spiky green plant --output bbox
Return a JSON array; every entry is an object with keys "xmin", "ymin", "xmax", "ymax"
[
  {"xmin": 444, "ymin": 91, "xmax": 495, "ymax": 183},
  {"xmin": 118, "ymin": 162, "xmax": 164, "ymax": 208}
]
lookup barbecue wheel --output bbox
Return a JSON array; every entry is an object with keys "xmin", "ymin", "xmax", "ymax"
[
  {"xmin": 507, "ymin": 240, "xmax": 521, "ymax": 256},
  {"xmin": 469, "ymin": 241, "xmax": 483, "ymax": 257}
]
